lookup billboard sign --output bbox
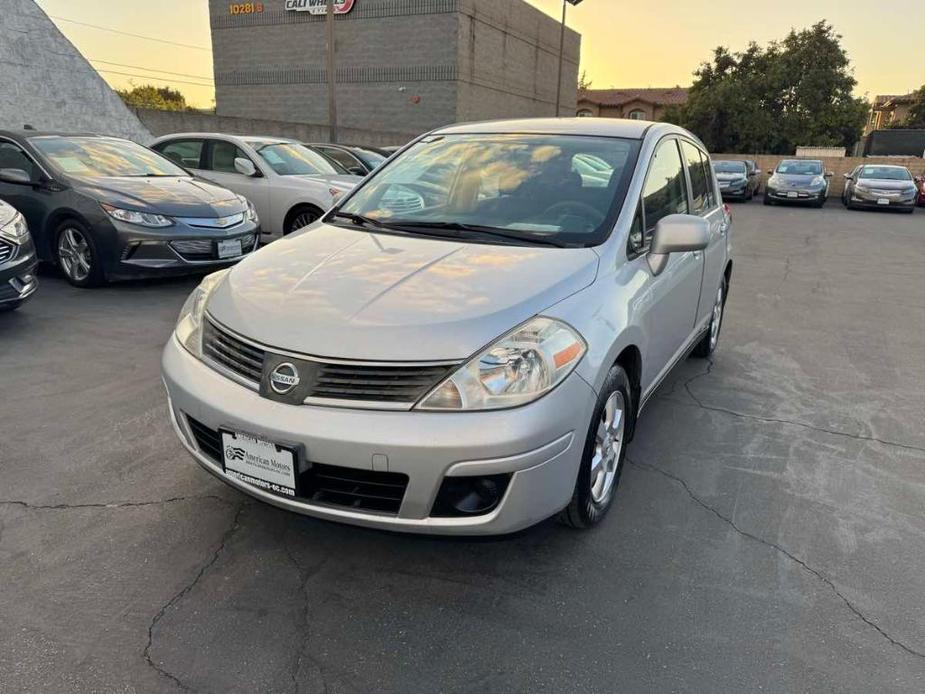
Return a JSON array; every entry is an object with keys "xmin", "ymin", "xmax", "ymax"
[{"xmin": 285, "ymin": 0, "xmax": 356, "ymax": 13}]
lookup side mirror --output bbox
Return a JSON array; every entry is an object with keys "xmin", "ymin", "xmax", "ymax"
[
  {"xmin": 843, "ymin": 173, "xmax": 852, "ymax": 180},
  {"xmin": 647, "ymin": 214, "xmax": 710, "ymax": 276},
  {"xmin": 233, "ymin": 157, "xmax": 257, "ymax": 177},
  {"xmin": 825, "ymin": 171, "xmax": 834, "ymax": 178},
  {"xmin": 0, "ymin": 168, "xmax": 32, "ymax": 185}
]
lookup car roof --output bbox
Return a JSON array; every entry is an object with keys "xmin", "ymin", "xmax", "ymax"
[
  {"xmin": 432, "ymin": 117, "xmax": 672, "ymax": 140},
  {"xmin": 152, "ymin": 133, "xmax": 297, "ymax": 145},
  {"xmin": 0, "ymin": 130, "xmax": 115, "ymax": 139}
]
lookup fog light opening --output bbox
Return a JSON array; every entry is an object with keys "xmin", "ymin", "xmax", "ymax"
[{"xmin": 431, "ymin": 474, "xmax": 511, "ymax": 518}]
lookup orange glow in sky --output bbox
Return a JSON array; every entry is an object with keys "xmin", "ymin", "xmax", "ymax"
[{"xmin": 36, "ymin": 0, "xmax": 922, "ymax": 109}]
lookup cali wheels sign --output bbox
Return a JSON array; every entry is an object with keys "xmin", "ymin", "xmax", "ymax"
[{"xmin": 285, "ymin": 0, "xmax": 356, "ymax": 14}]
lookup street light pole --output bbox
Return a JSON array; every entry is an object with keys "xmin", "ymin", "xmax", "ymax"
[
  {"xmin": 555, "ymin": 0, "xmax": 583, "ymax": 118},
  {"xmin": 326, "ymin": 0, "xmax": 338, "ymax": 143}
]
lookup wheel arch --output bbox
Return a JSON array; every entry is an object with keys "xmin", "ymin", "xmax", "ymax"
[
  {"xmin": 44, "ymin": 208, "xmax": 96, "ymax": 261},
  {"xmin": 283, "ymin": 202, "xmax": 324, "ymax": 235},
  {"xmin": 613, "ymin": 344, "xmax": 642, "ymax": 440}
]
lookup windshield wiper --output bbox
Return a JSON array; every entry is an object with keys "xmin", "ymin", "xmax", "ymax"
[
  {"xmin": 328, "ymin": 211, "xmax": 390, "ymax": 229},
  {"xmin": 386, "ymin": 221, "xmax": 568, "ymax": 248}
]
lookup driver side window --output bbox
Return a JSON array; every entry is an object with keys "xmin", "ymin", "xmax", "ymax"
[
  {"xmin": 0, "ymin": 141, "xmax": 39, "ymax": 181},
  {"xmin": 628, "ymin": 139, "xmax": 690, "ymax": 256}
]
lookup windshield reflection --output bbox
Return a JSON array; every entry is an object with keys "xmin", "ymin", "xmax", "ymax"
[{"xmin": 29, "ymin": 136, "xmax": 186, "ymax": 178}]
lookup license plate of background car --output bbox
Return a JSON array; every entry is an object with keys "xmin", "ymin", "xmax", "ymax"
[
  {"xmin": 787, "ymin": 191, "xmax": 799, "ymax": 198},
  {"xmin": 218, "ymin": 239, "xmax": 243, "ymax": 258},
  {"xmin": 877, "ymin": 198, "xmax": 890, "ymax": 205},
  {"xmin": 220, "ymin": 430, "xmax": 297, "ymax": 497}
]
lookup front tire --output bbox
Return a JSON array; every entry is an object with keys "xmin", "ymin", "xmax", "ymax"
[
  {"xmin": 692, "ymin": 277, "xmax": 726, "ymax": 358},
  {"xmin": 558, "ymin": 366, "xmax": 633, "ymax": 529},
  {"xmin": 55, "ymin": 220, "xmax": 105, "ymax": 288}
]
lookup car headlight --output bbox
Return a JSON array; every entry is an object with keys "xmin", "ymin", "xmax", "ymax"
[
  {"xmin": 0, "ymin": 212, "xmax": 29, "ymax": 244},
  {"xmin": 101, "ymin": 203, "xmax": 173, "ymax": 228},
  {"xmin": 854, "ymin": 183, "xmax": 869, "ymax": 193},
  {"xmin": 416, "ymin": 317, "xmax": 586, "ymax": 411},
  {"xmin": 811, "ymin": 176, "xmax": 824, "ymax": 186},
  {"xmin": 175, "ymin": 269, "xmax": 230, "ymax": 358},
  {"xmin": 237, "ymin": 195, "xmax": 259, "ymax": 224}
]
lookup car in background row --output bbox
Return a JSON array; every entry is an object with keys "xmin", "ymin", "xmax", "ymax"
[
  {"xmin": 305, "ymin": 143, "xmax": 389, "ymax": 176},
  {"xmin": 162, "ymin": 117, "xmax": 733, "ymax": 535},
  {"xmin": 0, "ymin": 198, "xmax": 38, "ymax": 310},
  {"xmin": 152, "ymin": 134, "xmax": 362, "ymax": 242},
  {"xmin": 763, "ymin": 159, "xmax": 832, "ymax": 207},
  {"xmin": 842, "ymin": 164, "xmax": 917, "ymax": 213},
  {"xmin": 712, "ymin": 159, "xmax": 761, "ymax": 201},
  {"xmin": 0, "ymin": 131, "xmax": 259, "ymax": 288}
]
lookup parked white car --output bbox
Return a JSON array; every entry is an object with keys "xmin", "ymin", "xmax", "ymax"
[{"xmin": 151, "ymin": 134, "xmax": 362, "ymax": 242}]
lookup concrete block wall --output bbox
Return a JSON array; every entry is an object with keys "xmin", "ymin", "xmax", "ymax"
[{"xmin": 714, "ymin": 154, "xmax": 925, "ymax": 197}]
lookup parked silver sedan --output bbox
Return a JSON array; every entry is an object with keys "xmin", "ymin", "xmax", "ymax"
[
  {"xmin": 162, "ymin": 118, "xmax": 733, "ymax": 535},
  {"xmin": 842, "ymin": 164, "xmax": 917, "ymax": 213},
  {"xmin": 151, "ymin": 134, "xmax": 363, "ymax": 242}
]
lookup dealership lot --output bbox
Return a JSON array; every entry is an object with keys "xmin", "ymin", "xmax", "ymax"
[{"xmin": 2, "ymin": 204, "xmax": 925, "ymax": 692}]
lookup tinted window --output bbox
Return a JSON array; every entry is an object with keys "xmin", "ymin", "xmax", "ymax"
[
  {"xmin": 0, "ymin": 141, "xmax": 38, "ymax": 180},
  {"xmin": 642, "ymin": 139, "xmax": 689, "ymax": 236},
  {"xmin": 681, "ymin": 141, "xmax": 710, "ymax": 214},
  {"xmin": 29, "ymin": 136, "xmax": 186, "ymax": 177},
  {"xmin": 254, "ymin": 143, "xmax": 341, "ymax": 176},
  {"xmin": 318, "ymin": 146, "xmax": 363, "ymax": 171},
  {"xmin": 700, "ymin": 151, "xmax": 717, "ymax": 209},
  {"xmin": 208, "ymin": 140, "xmax": 251, "ymax": 174},
  {"xmin": 352, "ymin": 148, "xmax": 386, "ymax": 169},
  {"xmin": 339, "ymin": 133, "xmax": 640, "ymax": 246},
  {"xmin": 157, "ymin": 140, "xmax": 203, "ymax": 169}
]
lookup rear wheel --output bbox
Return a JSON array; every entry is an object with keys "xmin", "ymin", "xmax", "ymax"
[
  {"xmin": 558, "ymin": 366, "xmax": 633, "ymax": 529},
  {"xmin": 692, "ymin": 278, "xmax": 726, "ymax": 358},
  {"xmin": 56, "ymin": 220, "xmax": 105, "ymax": 288},
  {"xmin": 284, "ymin": 205, "xmax": 322, "ymax": 235}
]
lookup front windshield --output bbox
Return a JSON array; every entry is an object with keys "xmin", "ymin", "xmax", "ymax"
[
  {"xmin": 776, "ymin": 160, "xmax": 822, "ymax": 176},
  {"xmin": 713, "ymin": 161, "xmax": 747, "ymax": 174},
  {"xmin": 254, "ymin": 143, "xmax": 341, "ymax": 176},
  {"xmin": 860, "ymin": 166, "xmax": 911, "ymax": 181},
  {"xmin": 29, "ymin": 136, "xmax": 186, "ymax": 178},
  {"xmin": 337, "ymin": 133, "xmax": 640, "ymax": 246}
]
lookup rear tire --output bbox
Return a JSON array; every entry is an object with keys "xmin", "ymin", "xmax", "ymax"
[
  {"xmin": 558, "ymin": 366, "xmax": 633, "ymax": 530},
  {"xmin": 692, "ymin": 277, "xmax": 726, "ymax": 358},
  {"xmin": 284, "ymin": 205, "xmax": 322, "ymax": 235}
]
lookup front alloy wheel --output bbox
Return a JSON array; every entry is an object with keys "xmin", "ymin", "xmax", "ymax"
[{"xmin": 56, "ymin": 222, "xmax": 104, "ymax": 287}]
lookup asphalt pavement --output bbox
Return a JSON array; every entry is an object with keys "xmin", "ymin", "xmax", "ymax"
[{"xmin": 2, "ymin": 202, "xmax": 925, "ymax": 692}]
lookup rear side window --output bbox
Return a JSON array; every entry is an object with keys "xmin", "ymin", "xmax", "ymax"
[
  {"xmin": 318, "ymin": 146, "xmax": 362, "ymax": 171},
  {"xmin": 156, "ymin": 140, "xmax": 203, "ymax": 169},
  {"xmin": 207, "ymin": 140, "xmax": 251, "ymax": 174},
  {"xmin": 642, "ymin": 139, "xmax": 689, "ymax": 236},
  {"xmin": 681, "ymin": 141, "xmax": 711, "ymax": 214}
]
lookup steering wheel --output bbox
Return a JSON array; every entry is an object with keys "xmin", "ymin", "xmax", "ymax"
[{"xmin": 542, "ymin": 201, "xmax": 605, "ymax": 230}]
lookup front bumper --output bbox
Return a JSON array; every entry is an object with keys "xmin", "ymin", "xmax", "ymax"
[
  {"xmin": 766, "ymin": 186, "xmax": 826, "ymax": 203},
  {"xmin": 107, "ymin": 218, "xmax": 261, "ymax": 280},
  {"xmin": 162, "ymin": 336, "xmax": 597, "ymax": 535},
  {"xmin": 0, "ymin": 237, "xmax": 39, "ymax": 306},
  {"xmin": 849, "ymin": 189, "xmax": 917, "ymax": 209}
]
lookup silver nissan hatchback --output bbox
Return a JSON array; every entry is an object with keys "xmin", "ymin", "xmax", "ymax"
[{"xmin": 162, "ymin": 118, "xmax": 732, "ymax": 535}]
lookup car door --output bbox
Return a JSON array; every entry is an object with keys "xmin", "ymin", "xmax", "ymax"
[
  {"xmin": 632, "ymin": 137, "xmax": 705, "ymax": 385},
  {"xmin": 682, "ymin": 141, "xmax": 728, "ymax": 328},
  {"xmin": 200, "ymin": 139, "xmax": 272, "ymax": 224},
  {"xmin": 0, "ymin": 138, "xmax": 57, "ymax": 258}
]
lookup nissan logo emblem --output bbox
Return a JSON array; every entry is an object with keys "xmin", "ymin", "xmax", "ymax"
[{"xmin": 269, "ymin": 362, "xmax": 300, "ymax": 395}]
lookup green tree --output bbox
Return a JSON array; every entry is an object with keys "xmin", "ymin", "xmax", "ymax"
[
  {"xmin": 668, "ymin": 22, "xmax": 868, "ymax": 154},
  {"xmin": 901, "ymin": 85, "xmax": 925, "ymax": 128},
  {"xmin": 117, "ymin": 84, "xmax": 188, "ymax": 111}
]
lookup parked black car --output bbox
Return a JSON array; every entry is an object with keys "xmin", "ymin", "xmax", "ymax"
[
  {"xmin": 0, "ymin": 131, "xmax": 260, "ymax": 288},
  {"xmin": 304, "ymin": 143, "xmax": 388, "ymax": 176},
  {"xmin": 0, "ymin": 198, "xmax": 38, "ymax": 311},
  {"xmin": 842, "ymin": 164, "xmax": 917, "ymax": 213},
  {"xmin": 763, "ymin": 159, "xmax": 832, "ymax": 207},
  {"xmin": 713, "ymin": 159, "xmax": 761, "ymax": 201}
]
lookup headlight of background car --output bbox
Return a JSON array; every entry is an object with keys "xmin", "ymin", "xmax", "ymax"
[
  {"xmin": 237, "ymin": 195, "xmax": 259, "ymax": 224},
  {"xmin": 101, "ymin": 203, "xmax": 173, "ymax": 228},
  {"xmin": 417, "ymin": 317, "xmax": 586, "ymax": 411},
  {"xmin": 811, "ymin": 176, "xmax": 824, "ymax": 186},
  {"xmin": 0, "ymin": 212, "xmax": 29, "ymax": 244},
  {"xmin": 175, "ymin": 269, "xmax": 230, "ymax": 358}
]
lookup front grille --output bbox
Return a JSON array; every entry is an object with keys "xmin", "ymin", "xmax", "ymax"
[
  {"xmin": 311, "ymin": 363, "xmax": 451, "ymax": 403},
  {"xmin": 202, "ymin": 319, "xmax": 266, "ymax": 383},
  {"xmin": 170, "ymin": 234, "xmax": 256, "ymax": 261},
  {"xmin": 0, "ymin": 240, "xmax": 14, "ymax": 263},
  {"xmin": 203, "ymin": 318, "xmax": 455, "ymax": 406},
  {"xmin": 185, "ymin": 416, "xmax": 408, "ymax": 514}
]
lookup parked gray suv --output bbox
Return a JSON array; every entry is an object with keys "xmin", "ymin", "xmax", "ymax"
[{"xmin": 162, "ymin": 118, "xmax": 732, "ymax": 535}]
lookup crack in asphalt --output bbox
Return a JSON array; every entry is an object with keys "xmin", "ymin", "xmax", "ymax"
[
  {"xmin": 143, "ymin": 501, "xmax": 249, "ymax": 692},
  {"xmin": 629, "ymin": 457, "xmax": 925, "ymax": 659},
  {"xmin": 0, "ymin": 495, "xmax": 235, "ymax": 512},
  {"xmin": 657, "ymin": 360, "xmax": 925, "ymax": 456},
  {"xmin": 284, "ymin": 534, "xmax": 331, "ymax": 694}
]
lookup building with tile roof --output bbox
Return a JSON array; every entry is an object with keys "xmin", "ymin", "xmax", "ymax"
[{"xmin": 576, "ymin": 87, "xmax": 689, "ymax": 122}]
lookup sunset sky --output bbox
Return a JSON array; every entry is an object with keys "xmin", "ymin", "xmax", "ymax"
[{"xmin": 35, "ymin": 0, "xmax": 922, "ymax": 109}]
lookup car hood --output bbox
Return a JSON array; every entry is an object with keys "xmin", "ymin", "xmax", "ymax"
[
  {"xmin": 71, "ymin": 175, "xmax": 245, "ymax": 217},
  {"xmin": 290, "ymin": 173, "xmax": 363, "ymax": 189},
  {"xmin": 207, "ymin": 224, "xmax": 600, "ymax": 361},
  {"xmin": 857, "ymin": 178, "xmax": 915, "ymax": 190},
  {"xmin": 0, "ymin": 199, "xmax": 17, "ymax": 227}
]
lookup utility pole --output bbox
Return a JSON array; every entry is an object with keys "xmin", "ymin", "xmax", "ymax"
[
  {"xmin": 326, "ymin": 0, "xmax": 338, "ymax": 143},
  {"xmin": 555, "ymin": 0, "xmax": 584, "ymax": 117}
]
